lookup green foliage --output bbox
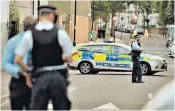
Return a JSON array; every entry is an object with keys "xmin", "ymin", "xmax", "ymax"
[
  {"xmin": 91, "ymin": 1, "xmax": 111, "ymax": 22},
  {"xmin": 164, "ymin": 0, "xmax": 174, "ymax": 24},
  {"xmin": 132, "ymin": 0, "xmax": 174, "ymax": 27},
  {"xmin": 157, "ymin": 1, "xmax": 167, "ymax": 27},
  {"xmin": 157, "ymin": 0, "xmax": 174, "ymax": 27},
  {"xmin": 110, "ymin": 1, "xmax": 126, "ymax": 14},
  {"xmin": 8, "ymin": 0, "xmax": 20, "ymax": 37}
]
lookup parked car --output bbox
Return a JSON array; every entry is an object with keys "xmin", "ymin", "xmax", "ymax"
[
  {"xmin": 130, "ymin": 25, "xmax": 135, "ymax": 33},
  {"xmin": 69, "ymin": 43, "xmax": 168, "ymax": 75},
  {"xmin": 125, "ymin": 25, "xmax": 132, "ymax": 33},
  {"xmin": 122, "ymin": 25, "xmax": 128, "ymax": 32},
  {"xmin": 131, "ymin": 26, "xmax": 144, "ymax": 38}
]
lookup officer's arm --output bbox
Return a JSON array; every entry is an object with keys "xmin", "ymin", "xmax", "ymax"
[
  {"xmin": 15, "ymin": 31, "xmax": 32, "ymax": 72},
  {"xmin": 132, "ymin": 42, "xmax": 141, "ymax": 50},
  {"xmin": 58, "ymin": 29, "xmax": 73, "ymax": 63}
]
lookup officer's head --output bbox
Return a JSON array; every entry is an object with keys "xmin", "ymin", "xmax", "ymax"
[
  {"xmin": 23, "ymin": 16, "xmax": 37, "ymax": 31},
  {"xmin": 134, "ymin": 34, "xmax": 142, "ymax": 41},
  {"xmin": 38, "ymin": 5, "xmax": 57, "ymax": 22}
]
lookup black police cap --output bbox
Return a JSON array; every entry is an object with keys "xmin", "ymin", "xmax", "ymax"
[
  {"xmin": 134, "ymin": 34, "xmax": 142, "ymax": 38},
  {"xmin": 38, "ymin": 5, "xmax": 56, "ymax": 13}
]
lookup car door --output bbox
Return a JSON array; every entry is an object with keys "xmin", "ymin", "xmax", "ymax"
[
  {"xmin": 110, "ymin": 45, "xmax": 132, "ymax": 70},
  {"xmin": 79, "ymin": 45, "xmax": 94, "ymax": 60},
  {"xmin": 92, "ymin": 45, "xmax": 109, "ymax": 69}
]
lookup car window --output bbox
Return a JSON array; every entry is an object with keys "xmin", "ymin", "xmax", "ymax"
[
  {"xmin": 93, "ymin": 45, "xmax": 108, "ymax": 53},
  {"xmin": 111, "ymin": 46, "xmax": 128, "ymax": 54},
  {"xmin": 78, "ymin": 45, "xmax": 94, "ymax": 51}
]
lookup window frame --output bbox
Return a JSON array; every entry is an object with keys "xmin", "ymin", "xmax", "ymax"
[
  {"xmin": 92, "ymin": 45, "xmax": 109, "ymax": 53},
  {"xmin": 110, "ymin": 45, "xmax": 129, "ymax": 54},
  {"xmin": 78, "ymin": 45, "xmax": 94, "ymax": 51}
]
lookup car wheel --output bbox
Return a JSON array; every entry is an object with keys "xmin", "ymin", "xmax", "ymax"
[
  {"xmin": 140, "ymin": 62, "xmax": 151, "ymax": 75},
  {"xmin": 169, "ymin": 55, "xmax": 174, "ymax": 58},
  {"xmin": 91, "ymin": 70, "xmax": 99, "ymax": 74},
  {"xmin": 78, "ymin": 62, "xmax": 93, "ymax": 74}
]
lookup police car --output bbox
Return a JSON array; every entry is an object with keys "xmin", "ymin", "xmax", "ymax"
[{"xmin": 69, "ymin": 43, "xmax": 167, "ymax": 75}]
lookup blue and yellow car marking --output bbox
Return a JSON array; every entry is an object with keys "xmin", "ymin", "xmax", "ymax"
[{"xmin": 73, "ymin": 51, "xmax": 150, "ymax": 62}]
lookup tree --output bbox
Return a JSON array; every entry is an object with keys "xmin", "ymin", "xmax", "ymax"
[
  {"xmin": 110, "ymin": 1, "xmax": 127, "ymax": 36},
  {"xmin": 164, "ymin": 0, "xmax": 174, "ymax": 24},
  {"xmin": 157, "ymin": 1, "xmax": 167, "ymax": 27},
  {"xmin": 91, "ymin": 1, "xmax": 111, "ymax": 28},
  {"xmin": 8, "ymin": 0, "xmax": 20, "ymax": 39},
  {"xmin": 157, "ymin": 0, "xmax": 174, "ymax": 27}
]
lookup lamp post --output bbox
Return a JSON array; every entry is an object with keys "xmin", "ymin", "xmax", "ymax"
[
  {"xmin": 32, "ymin": 0, "xmax": 34, "ymax": 15},
  {"xmin": 92, "ymin": 5, "xmax": 95, "ymax": 31},
  {"xmin": 73, "ymin": 0, "xmax": 77, "ymax": 46},
  {"xmin": 37, "ymin": 0, "xmax": 40, "ymax": 20},
  {"xmin": 92, "ymin": 3, "xmax": 98, "ymax": 31}
]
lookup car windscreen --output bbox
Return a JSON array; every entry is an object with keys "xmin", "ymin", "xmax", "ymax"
[{"xmin": 77, "ymin": 45, "xmax": 94, "ymax": 51}]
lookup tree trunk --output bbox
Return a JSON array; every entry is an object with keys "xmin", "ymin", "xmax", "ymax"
[
  {"xmin": 142, "ymin": 14, "xmax": 146, "ymax": 31},
  {"xmin": 110, "ymin": 13, "xmax": 115, "ymax": 37},
  {"xmin": 111, "ymin": 13, "xmax": 114, "ymax": 37}
]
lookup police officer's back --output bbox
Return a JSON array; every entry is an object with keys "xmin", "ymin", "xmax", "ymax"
[
  {"xmin": 15, "ymin": 5, "xmax": 73, "ymax": 110},
  {"xmin": 131, "ymin": 34, "xmax": 144, "ymax": 83}
]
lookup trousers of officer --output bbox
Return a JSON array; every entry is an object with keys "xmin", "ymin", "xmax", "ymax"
[
  {"xmin": 30, "ymin": 69, "xmax": 71, "ymax": 110},
  {"xmin": 9, "ymin": 75, "xmax": 31, "ymax": 110},
  {"xmin": 131, "ymin": 55, "xmax": 142, "ymax": 81}
]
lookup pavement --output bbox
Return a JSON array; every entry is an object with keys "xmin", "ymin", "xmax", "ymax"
[{"xmin": 1, "ymin": 31, "xmax": 174, "ymax": 110}]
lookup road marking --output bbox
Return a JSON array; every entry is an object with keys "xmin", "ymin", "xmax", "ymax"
[
  {"xmin": 93, "ymin": 102, "xmax": 120, "ymax": 110},
  {"xmin": 147, "ymin": 93, "xmax": 153, "ymax": 110},
  {"xmin": 68, "ymin": 87, "xmax": 78, "ymax": 92},
  {"xmin": 69, "ymin": 70, "xmax": 80, "ymax": 75},
  {"xmin": 1, "ymin": 100, "xmax": 9, "ymax": 106},
  {"xmin": 48, "ymin": 103, "xmax": 53, "ymax": 110},
  {"xmin": 1, "ymin": 94, "xmax": 9, "ymax": 99}
]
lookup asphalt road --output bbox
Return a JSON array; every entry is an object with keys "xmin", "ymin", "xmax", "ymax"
[{"xmin": 1, "ymin": 32, "xmax": 174, "ymax": 110}]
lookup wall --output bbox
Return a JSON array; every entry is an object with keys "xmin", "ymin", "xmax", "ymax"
[
  {"xmin": 49, "ymin": 1, "xmax": 91, "ymax": 16},
  {"xmin": 69, "ymin": 15, "xmax": 90, "ymax": 43},
  {"xmin": 49, "ymin": 1, "xmax": 91, "ymax": 44},
  {"xmin": 1, "ymin": 0, "xmax": 9, "ymax": 69},
  {"xmin": 15, "ymin": 1, "xmax": 33, "ymax": 23},
  {"xmin": 149, "ymin": 28, "xmax": 168, "ymax": 34}
]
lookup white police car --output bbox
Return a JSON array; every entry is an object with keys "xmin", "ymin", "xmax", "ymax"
[{"xmin": 69, "ymin": 43, "xmax": 168, "ymax": 75}]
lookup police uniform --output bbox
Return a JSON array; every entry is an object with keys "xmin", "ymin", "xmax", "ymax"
[
  {"xmin": 131, "ymin": 34, "xmax": 144, "ymax": 83},
  {"xmin": 15, "ymin": 6, "xmax": 73, "ymax": 110}
]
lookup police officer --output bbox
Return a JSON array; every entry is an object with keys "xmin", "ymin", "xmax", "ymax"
[
  {"xmin": 131, "ymin": 34, "xmax": 144, "ymax": 83},
  {"xmin": 15, "ymin": 5, "xmax": 73, "ymax": 110}
]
